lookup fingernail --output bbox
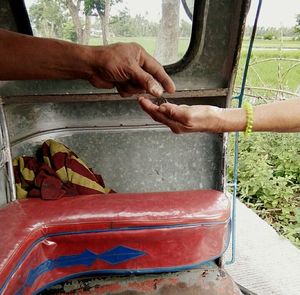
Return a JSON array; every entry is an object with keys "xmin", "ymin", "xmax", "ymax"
[{"xmin": 150, "ymin": 82, "xmax": 163, "ymax": 97}]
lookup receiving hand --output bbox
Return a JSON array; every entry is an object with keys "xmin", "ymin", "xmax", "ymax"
[{"xmin": 138, "ymin": 97, "xmax": 224, "ymax": 133}]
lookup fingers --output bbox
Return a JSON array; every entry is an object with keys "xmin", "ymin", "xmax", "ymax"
[
  {"xmin": 141, "ymin": 50, "xmax": 176, "ymax": 94},
  {"xmin": 129, "ymin": 48, "xmax": 175, "ymax": 97},
  {"xmin": 138, "ymin": 97, "xmax": 159, "ymax": 113},
  {"xmin": 158, "ymin": 104, "xmax": 191, "ymax": 126},
  {"xmin": 116, "ymin": 82, "xmax": 146, "ymax": 97},
  {"xmin": 138, "ymin": 97, "xmax": 179, "ymax": 121},
  {"xmin": 130, "ymin": 64, "xmax": 165, "ymax": 97},
  {"xmin": 138, "ymin": 97, "xmax": 185, "ymax": 133}
]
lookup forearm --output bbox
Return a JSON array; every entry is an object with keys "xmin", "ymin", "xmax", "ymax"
[
  {"xmin": 220, "ymin": 98, "xmax": 300, "ymax": 133},
  {"xmin": 0, "ymin": 29, "xmax": 93, "ymax": 81}
]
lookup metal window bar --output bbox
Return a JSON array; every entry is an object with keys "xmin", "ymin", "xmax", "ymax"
[{"xmin": 0, "ymin": 100, "xmax": 16, "ymax": 202}]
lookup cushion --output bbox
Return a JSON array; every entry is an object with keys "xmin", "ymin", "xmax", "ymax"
[{"xmin": 0, "ymin": 190, "xmax": 230, "ymax": 294}]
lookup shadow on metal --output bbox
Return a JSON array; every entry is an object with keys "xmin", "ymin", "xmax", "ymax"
[{"xmin": 238, "ymin": 283, "xmax": 258, "ymax": 295}]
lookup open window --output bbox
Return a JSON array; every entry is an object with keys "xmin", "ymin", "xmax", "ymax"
[{"xmin": 23, "ymin": 0, "xmax": 194, "ymax": 66}]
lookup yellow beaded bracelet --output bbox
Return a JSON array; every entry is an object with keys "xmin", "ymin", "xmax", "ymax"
[{"xmin": 243, "ymin": 101, "xmax": 254, "ymax": 136}]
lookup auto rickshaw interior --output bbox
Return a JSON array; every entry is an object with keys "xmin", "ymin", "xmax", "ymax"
[{"xmin": 0, "ymin": 0, "xmax": 251, "ymax": 294}]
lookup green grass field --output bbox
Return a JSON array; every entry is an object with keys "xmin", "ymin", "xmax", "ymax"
[
  {"xmin": 89, "ymin": 36, "xmax": 190, "ymax": 57},
  {"xmin": 237, "ymin": 49, "xmax": 300, "ymax": 93},
  {"xmin": 243, "ymin": 38, "xmax": 300, "ymax": 48}
]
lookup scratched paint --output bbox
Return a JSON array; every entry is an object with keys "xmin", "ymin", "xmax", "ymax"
[{"xmin": 40, "ymin": 268, "xmax": 242, "ymax": 294}]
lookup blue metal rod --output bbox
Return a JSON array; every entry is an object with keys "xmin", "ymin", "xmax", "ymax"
[
  {"xmin": 226, "ymin": 0, "xmax": 262, "ymax": 265},
  {"xmin": 237, "ymin": 0, "xmax": 263, "ymax": 106}
]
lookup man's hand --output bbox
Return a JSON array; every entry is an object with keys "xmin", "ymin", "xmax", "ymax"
[
  {"xmin": 0, "ymin": 30, "xmax": 175, "ymax": 97},
  {"xmin": 87, "ymin": 42, "xmax": 176, "ymax": 97}
]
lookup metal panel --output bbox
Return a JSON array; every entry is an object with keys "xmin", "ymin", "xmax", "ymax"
[
  {"xmin": 5, "ymin": 98, "xmax": 225, "ymax": 195},
  {"xmin": 0, "ymin": 103, "xmax": 15, "ymax": 205},
  {"xmin": 11, "ymin": 128, "xmax": 223, "ymax": 193},
  {"xmin": 4, "ymin": 97, "xmax": 224, "ymax": 143},
  {"xmin": 0, "ymin": 115, "xmax": 7, "ymax": 205}
]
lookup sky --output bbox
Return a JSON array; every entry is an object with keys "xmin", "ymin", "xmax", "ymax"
[
  {"xmin": 247, "ymin": 0, "xmax": 300, "ymax": 28},
  {"xmin": 25, "ymin": 0, "xmax": 300, "ymax": 28},
  {"xmin": 113, "ymin": 0, "xmax": 300, "ymax": 28}
]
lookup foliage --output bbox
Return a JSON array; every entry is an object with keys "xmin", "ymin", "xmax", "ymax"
[
  {"xmin": 29, "ymin": 0, "xmax": 67, "ymax": 38},
  {"xmin": 294, "ymin": 14, "xmax": 300, "ymax": 37},
  {"xmin": 263, "ymin": 33, "xmax": 274, "ymax": 40},
  {"xmin": 84, "ymin": 0, "xmax": 122, "ymax": 17},
  {"xmin": 29, "ymin": 0, "xmax": 124, "ymax": 44},
  {"xmin": 245, "ymin": 26, "xmax": 296, "ymax": 39},
  {"xmin": 110, "ymin": 9, "xmax": 158, "ymax": 37},
  {"xmin": 62, "ymin": 20, "xmax": 77, "ymax": 42},
  {"xmin": 227, "ymin": 132, "xmax": 300, "ymax": 247}
]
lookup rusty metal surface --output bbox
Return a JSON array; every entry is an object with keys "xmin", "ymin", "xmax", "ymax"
[
  {"xmin": 40, "ymin": 267, "xmax": 242, "ymax": 295},
  {"xmin": 1, "ymin": 89, "xmax": 229, "ymax": 105}
]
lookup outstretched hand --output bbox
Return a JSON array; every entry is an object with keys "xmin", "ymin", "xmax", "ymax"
[
  {"xmin": 138, "ymin": 97, "xmax": 225, "ymax": 133},
  {"xmin": 88, "ymin": 42, "xmax": 176, "ymax": 97}
]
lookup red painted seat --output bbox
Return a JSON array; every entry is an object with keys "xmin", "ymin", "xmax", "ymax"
[{"xmin": 0, "ymin": 190, "xmax": 230, "ymax": 295}]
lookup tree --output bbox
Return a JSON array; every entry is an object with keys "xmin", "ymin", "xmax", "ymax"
[
  {"xmin": 29, "ymin": 0, "xmax": 65, "ymax": 38},
  {"xmin": 84, "ymin": 0, "xmax": 122, "ymax": 45},
  {"xmin": 29, "ymin": 0, "xmax": 89, "ymax": 43},
  {"xmin": 294, "ymin": 14, "xmax": 300, "ymax": 39},
  {"xmin": 109, "ymin": 8, "xmax": 132, "ymax": 37},
  {"xmin": 110, "ymin": 10, "xmax": 158, "ymax": 38},
  {"xmin": 62, "ymin": 20, "xmax": 78, "ymax": 42},
  {"xmin": 154, "ymin": 0, "xmax": 180, "ymax": 64},
  {"xmin": 64, "ymin": 0, "xmax": 91, "ymax": 44}
]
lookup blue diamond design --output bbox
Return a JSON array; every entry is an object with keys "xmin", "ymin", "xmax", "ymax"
[
  {"xmin": 55, "ymin": 249, "xmax": 98, "ymax": 268},
  {"xmin": 98, "ymin": 245, "xmax": 145, "ymax": 265}
]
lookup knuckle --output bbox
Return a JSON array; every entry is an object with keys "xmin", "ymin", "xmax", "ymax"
[{"xmin": 168, "ymin": 108, "xmax": 177, "ymax": 120}]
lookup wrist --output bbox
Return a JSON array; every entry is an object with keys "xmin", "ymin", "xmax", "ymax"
[
  {"xmin": 74, "ymin": 44, "xmax": 96, "ymax": 80},
  {"xmin": 218, "ymin": 108, "xmax": 247, "ymax": 132},
  {"xmin": 42, "ymin": 39, "xmax": 95, "ymax": 80}
]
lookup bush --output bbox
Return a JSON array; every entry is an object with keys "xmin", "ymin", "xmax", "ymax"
[
  {"xmin": 263, "ymin": 34, "xmax": 275, "ymax": 40},
  {"xmin": 227, "ymin": 132, "xmax": 300, "ymax": 247}
]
